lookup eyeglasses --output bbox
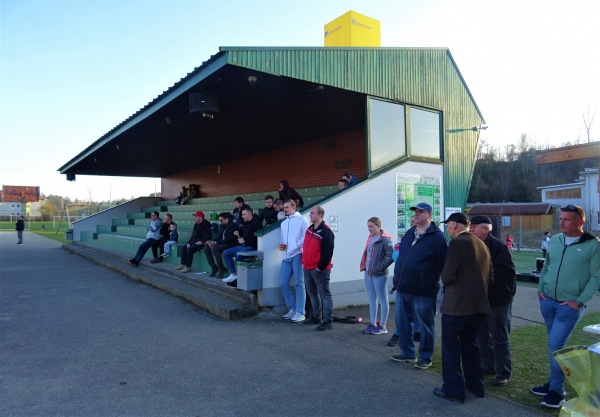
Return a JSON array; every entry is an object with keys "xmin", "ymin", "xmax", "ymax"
[{"xmin": 561, "ymin": 204, "xmax": 584, "ymax": 217}]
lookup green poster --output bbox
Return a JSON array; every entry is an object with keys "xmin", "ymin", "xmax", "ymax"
[{"xmin": 396, "ymin": 173, "xmax": 442, "ymax": 242}]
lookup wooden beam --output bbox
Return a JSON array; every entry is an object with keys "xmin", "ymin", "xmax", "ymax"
[{"xmin": 536, "ymin": 142, "xmax": 600, "ymax": 165}]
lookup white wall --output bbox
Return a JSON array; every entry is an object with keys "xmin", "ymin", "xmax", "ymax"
[{"xmin": 258, "ymin": 161, "xmax": 444, "ymax": 308}]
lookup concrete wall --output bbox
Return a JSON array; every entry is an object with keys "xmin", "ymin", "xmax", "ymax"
[{"xmin": 258, "ymin": 160, "xmax": 444, "ymax": 308}]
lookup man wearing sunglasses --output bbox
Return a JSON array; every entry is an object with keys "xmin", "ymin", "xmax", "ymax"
[{"xmin": 531, "ymin": 204, "xmax": 600, "ymax": 409}]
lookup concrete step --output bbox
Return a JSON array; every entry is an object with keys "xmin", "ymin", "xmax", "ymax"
[{"xmin": 63, "ymin": 241, "xmax": 259, "ymax": 320}]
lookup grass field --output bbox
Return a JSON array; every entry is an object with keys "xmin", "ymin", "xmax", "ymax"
[{"xmin": 0, "ymin": 221, "xmax": 71, "ymax": 244}]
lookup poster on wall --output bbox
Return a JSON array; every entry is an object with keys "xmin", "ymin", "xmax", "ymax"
[{"xmin": 396, "ymin": 173, "xmax": 442, "ymax": 241}]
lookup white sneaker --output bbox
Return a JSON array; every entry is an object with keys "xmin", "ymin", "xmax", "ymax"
[
  {"xmin": 282, "ymin": 308, "xmax": 295, "ymax": 319},
  {"xmin": 291, "ymin": 312, "xmax": 305, "ymax": 323},
  {"xmin": 161, "ymin": 252, "xmax": 168, "ymax": 257},
  {"xmin": 222, "ymin": 274, "xmax": 237, "ymax": 283}
]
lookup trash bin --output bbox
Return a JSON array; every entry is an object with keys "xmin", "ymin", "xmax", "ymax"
[
  {"xmin": 554, "ymin": 344, "xmax": 600, "ymax": 417},
  {"xmin": 235, "ymin": 251, "xmax": 263, "ymax": 291},
  {"xmin": 65, "ymin": 229, "xmax": 73, "ymax": 240}
]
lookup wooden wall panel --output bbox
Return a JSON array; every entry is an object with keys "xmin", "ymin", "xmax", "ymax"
[{"xmin": 161, "ymin": 130, "xmax": 366, "ymax": 199}]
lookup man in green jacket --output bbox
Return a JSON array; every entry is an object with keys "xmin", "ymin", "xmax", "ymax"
[{"xmin": 531, "ymin": 204, "xmax": 600, "ymax": 409}]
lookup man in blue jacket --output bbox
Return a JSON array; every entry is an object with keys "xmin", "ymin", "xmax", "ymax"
[{"xmin": 391, "ymin": 203, "xmax": 448, "ymax": 370}]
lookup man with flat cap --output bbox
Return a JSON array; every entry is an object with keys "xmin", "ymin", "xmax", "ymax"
[
  {"xmin": 470, "ymin": 215, "xmax": 516, "ymax": 387},
  {"xmin": 392, "ymin": 202, "xmax": 448, "ymax": 370},
  {"xmin": 433, "ymin": 212, "xmax": 493, "ymax": 404}
]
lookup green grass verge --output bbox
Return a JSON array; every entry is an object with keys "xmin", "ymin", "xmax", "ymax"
[
  {"xmin": 0, "ymin": 221, "xmax": 70, "ymax": 244},
  {"xmin": 428, "ymin": 312, "xmax": 600, "ymax": 415},
  {"xmin": 511, "ymin": 250, "xmax": 542, "ymax": 274}
]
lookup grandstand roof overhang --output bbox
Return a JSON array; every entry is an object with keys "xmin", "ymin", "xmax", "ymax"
[{"xmin": 59, "ymin": 47, "xmax": 483, "ymax": 180}]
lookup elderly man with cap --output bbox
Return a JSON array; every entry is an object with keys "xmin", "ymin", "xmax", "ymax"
[
  {"xmin": 531, "ymin": 204, "xmax": 600, "ymax": 409},
  {"xmin": 470, "ymin": 215, "xmax": 516, "ymax": 387},
  {"xmin": 391, "ymin": 202, "xmax": 448, "ymax": 370},
  {"xmin": 175, "ymin": 210, "xmax": 212, "ymax": 273},
  {"xmin": 433, "ymin": 212, "xmax": 493, "ymax": 404}
]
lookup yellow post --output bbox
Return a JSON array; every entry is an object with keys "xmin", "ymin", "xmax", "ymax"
[{"xmin": 324, "ymin": 10, "xmax": 381, "ymax": 47}]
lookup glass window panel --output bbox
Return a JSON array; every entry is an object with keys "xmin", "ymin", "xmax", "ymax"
[
  {"xmin": 409, "ymin": 108, "xmax": 440, "ymax": 159},
  {"xmin": 368, "ymin": 98, "xmax": 406, "ymax": 171}
]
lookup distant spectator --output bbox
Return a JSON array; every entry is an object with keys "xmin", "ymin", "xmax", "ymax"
[
  {"xmin": 274, "ymin": 198, "xmax": 285, "ymax": 221},
  {"xmin": 541, "ymin": 231, "xmax": 551, "ymax": 258},
  {"xmin": 342, "ymin": 173, "xmax": 358, "ymax": 186},
  {"xmin": 175, "ymin": 211, "xmax": 211, "ymax": 273},
  {"xmin": 278, "ymin": 180, "xmax": 304, "ymax": 208},
  {"xmin": 160, "ymin": 223, "xmax": 179, "ymax": 257},
  {"xmin": 16, "ymin": 215, "xmax": 25, "ymax": 245},
  {"xmin": 259, "ymin": 195, "xmax": 278, "ymax": 226},
  {"xmin": 505, "ymin": 234, "xmax": 513, "ymax": 253},
  {"xmin": 128, "ymin": 211, "xmax": 163, "ymax": 266},
  {"xmin": 232, "ymin": 197, "xmax": 250, "ymax": 225},
  {"xmin": 338, "ymin": 179, "xmax": 349, "ymax": 190},
  {"xmin": 175, "ymin": 186, "xmax": 188, "ymax": 205}
]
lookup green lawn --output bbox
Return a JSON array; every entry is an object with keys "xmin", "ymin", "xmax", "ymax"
[
  {"xmin": 0, "ymin": 221, "xmax": 71, "ymax": 244},
  {"xmin": 511, "ymin": 250, "xmax": 542, "ymax": 274},
  {"xmin": 428, "ymin": 312, "xmax": 600, "ymax": 415}
]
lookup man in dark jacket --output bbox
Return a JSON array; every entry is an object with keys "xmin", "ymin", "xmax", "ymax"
[
  {"xmin": 391, "ymin": 203, "xmax": 448, "ymax": 370},
  {"xmin": 302, "ymin": 205, "xmax": 335, "ymax": 330},
  {"xmin": 16, "ymin": 215, "xmax": 25, "ymax": 244},
  {"xmin": 175, "ymin": 211, "xmax": 211, "ymax": 273},
  {"xmin": 151, "ymin": 213, "xmax": 173, "ymax": 263},
  {"xmin": 205, "ymin": 212, "xmax": 238, "ymax": 278},
  {"xmin": 433, "ymin": 212, "xmax": 493, "ymax": 404},
  {"xmin": 278, "ymin": 180, "xmax": 304, "ymax": 208},
  {"xmin": 259, "ymin": 195, "xmax": 278, "ymax": 226},
  {"xmin": 470, "ymin": 215, "xmax": 516, "ymax": 387},
  {"xmin": 222, "ymin": 208, "xmax": 262, "ymax": 284},
  {"xmin": 232, "ymin": 197, "xmax": 250, "ymax": 225}
]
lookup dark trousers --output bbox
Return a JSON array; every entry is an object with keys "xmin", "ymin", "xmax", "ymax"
[
  {"xmin": 204, "ymin": 244, "xmax": 230, "ymax": 270},
  {"xmin": 181, "ymin": 243, "xmax": 205, "ymax": 267},
  {"xmin": 304, "ymin": 269, "xmax": 333, "ymax": 323},
  {"xmin": 133, "ymin": 238, "xmax": 159, "ymax": 262},
  {"xmin": 441, "ymin": 314, "xmax": 484, "ymax": 400},
  {"xmin": 478, "ymin": 304, "xmax": 512, "ymax": 380},
  {"xmin": 151, "ymin": 237, "xmax": 167, "ymax": 260}
]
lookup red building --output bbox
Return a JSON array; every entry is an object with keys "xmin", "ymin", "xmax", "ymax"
[{"xmin": 1, "ymin": 185, "xmax": 40, "ymax": 203}]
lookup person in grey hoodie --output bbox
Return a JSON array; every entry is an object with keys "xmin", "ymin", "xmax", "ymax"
[
  {"xmin": 279, "ymin": 199, "xmax": 309, "ymax": 323},
  {"xmin": 128, "ymin": 211, "xmax": 163, "ymax": 266}
]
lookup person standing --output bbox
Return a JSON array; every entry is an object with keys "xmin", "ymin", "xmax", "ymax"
[
  {"xmin": 360, "ymin": 217, "xmax": 394, "ymax": 335},
  {"xmin": 433, "ymin": 213, "xmax": 493, "ymax": 404},
  {"xmin": 175, "ymin": 211, "xmax": 211, "ymax": 273},
  {"xmin": 470, "ymin": 215, "xmax": 516, "ymax": 387},
  {"xmin": 505, "ymin": 233, "xmax": 513, "ymax": 253},
  {"xmin": 279, "ymin": 199, "xmax": 309, "ymax": 323},
  {"xmin": 391, "ymin": 203, "xmax": 448, "ymax": 370},
  {"xmin": 541, "ymin": 231, "xmax": 551, "ymax": 258},
  {"xmin": 303, "ymin": 205, "xmax": 335, "ymax": 331},
  {"xmin": 128, "ymin": 211, "xmax": 163, "ymax": 266},
  {"xmin": 16, "ymin": 215, "xmax": 25, "ymax": 244},
  {"xmin": 531, "ymin": 204, "xmax": 600, "ymax": 409}
]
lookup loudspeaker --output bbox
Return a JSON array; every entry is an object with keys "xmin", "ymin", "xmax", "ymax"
[{"xmin": 189, "ymin": 92, "xmax": 219, "ymax": 114}]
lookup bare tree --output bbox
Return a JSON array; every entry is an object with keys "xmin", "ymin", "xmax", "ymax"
[{"xmin": 582, "ymin": 103, "xmax": 597, "ymax": 143}]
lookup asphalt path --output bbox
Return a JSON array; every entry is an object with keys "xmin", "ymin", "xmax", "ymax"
[{"xmin": 3, "ymin": 232, "xmax": 595, "ymax": 417}]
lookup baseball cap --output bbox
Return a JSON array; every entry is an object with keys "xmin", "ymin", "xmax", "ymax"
[
  {"xmin": 441, "ymin": 212, "xmax": 469, "ymax": 225},
  {"xmin": 469, "ymin": 215, "xmax": 492, "ymax": 225},
  {"xmin": 193, "ymin": 210, "xmax": 205, "ymax": 218},
  {"xmin": 409, "ymin": 202, "xmax": 432, "ymax": 212}
]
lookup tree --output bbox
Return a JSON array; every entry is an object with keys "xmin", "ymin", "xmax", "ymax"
[{"xmin": 582, "ymin": 103, "xmax": 597, "ymax": 143}]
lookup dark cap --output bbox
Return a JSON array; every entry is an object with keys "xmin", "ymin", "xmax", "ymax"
[
  {"xmin": 560, "ymin": 204, "xmax": 585, "ymax": 218},
  {"xmin": 469, "ymin": 215, "xmax": 492, "ymax": 225},
  {"xmin": 193, "ymin": 210, "xmax": 205, "ymax": 218},
  {"xmin": 441, "ymin": 212, "xmax": 469, "ymax": 225},
  {"xmin": 409, "ymin": 202, "xmax": 432, "ymax": 212}
]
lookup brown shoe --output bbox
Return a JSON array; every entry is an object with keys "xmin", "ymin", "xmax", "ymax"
[
  {"xmin": 182, "ymin": 267, "xmax": 192, "ymax": 273},
  {"xmin": 174, "ymin": 265, "xmax": 185, "ymax": 270}
]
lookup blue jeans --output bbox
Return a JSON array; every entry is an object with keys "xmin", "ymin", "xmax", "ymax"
[
  {"xmin": 222, "ymin": 246, "xmax": 255, "ymax": 273},
  {"xmin": 304, "ymin": 269, "xmax": 333, "ymax": 322},
  {"xmin": 279, "ymin": 253, "xmax": 305, "ymax": 314},
  {"xmin": 441, "ymin": 313, "xmax": 484, "ymax": 400},
  {"xmin": 133, "ymin": 238, "xmax": 159, "ymax": 262},
  {"xmin": 395, "ymin": 292, "xmax": 436, "ymax": 361},
  {"xmin": 478, "ymin": 304, "xmax": 512, "ymax": 380},
  {"xmin": 364, "ymin": 274, "xmax": 389, "ymax": 326},
  {"xmin": 540, "ymin": 297, "xmax": 585, "ymax": 393}
]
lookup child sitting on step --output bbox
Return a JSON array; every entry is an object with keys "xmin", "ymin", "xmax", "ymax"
[{"xmin": 161, "ymin": 223, "xmax": 179, "ymax": 257}]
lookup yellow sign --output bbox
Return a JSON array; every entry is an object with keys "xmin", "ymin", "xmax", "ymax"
[{"xmin": 324, "ymin": 10, "xmax": 380, "ymax": 47}]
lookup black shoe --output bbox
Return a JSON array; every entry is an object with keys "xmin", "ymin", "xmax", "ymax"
[
  {"xmin": 433, "ymin": 387, "xmax": 465, "ymax": 404},
  {"xmin": 316, "ymin": 322, "xmax": 333, "ymax": 331},
  {"xmin": 304, "ymin": 317, "xmax": 323, "ymax": 325},
  {"xmin": 225, "ymin": 279, "xmax": 237, "ymax": 287},
  {"xmin": 218, "ymin": 269, "xmax": 228, "ymax": 278},
  {"xmin": 413, "ymin": 332, "xmax": 420, "ymax": 342},
  {"xmin": 209, "ymin": 267, "xmax": 218, "ymax": 277},
  {"xmin": 541, "ymin": 390, "xmax": 566, "ymax": 409},
  {"xmin": 387, "ymin": 334, "xmax": 399, "ymax": 346},
  {"xmin": 492, "ymin": 377, "xmax": 509, "ymax": 387},
  {"xmin": 150, "ymin": 258, "xmax": 162, "ymax": 264},
  {"xmin": 467, "ymin": 387, "xmax": 485, "ymax": 398},
  {"xmin": 128, "ymin": 259, "xmax": 138, "ymax": 266}
]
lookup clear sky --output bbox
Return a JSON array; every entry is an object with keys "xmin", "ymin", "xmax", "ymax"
[{"xmin": 1, "ymin": 0, "xmax": 598, "ymax": 201}]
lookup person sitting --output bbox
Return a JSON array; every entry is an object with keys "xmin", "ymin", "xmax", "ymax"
[
  {"xmin": 232, "ymin": 196, "xmax": 250, "ymax": 225},
  {"xmin": 160, "ymin": 223, "xmax": 179, "ymax": 257},
  {"xmin": 151, "ymin": 213, "xmax": 174, "ymax": 263},
  {"xmin": 342, "ymin": 173, "xmax": 358, "ymax": 186},
  {"xmin": 175, "ymin": 186, "xmax": 188, "ymax": 205},
  {"xmin": 338, "ymin": 179, "xmax": 349, "ymax": 190},
  {"xmin": 273, "ymin": 198, "xmax": 285, "ymax": 221},
  {"xmin": 259, "ymin": 195, "xmax": 278, "ymax": 226},
  {"xmin": 175, "ymin": 211, "xmax": 211, "ymax": 273},
  {"xmin": 222, "ymin": 207, "xmax": 262, "ymax": 284},
  {"xmin": 278, "ymin": 180, "xmax": 304, "ymax": 208},
  {"xmin": 128, "ymin": 211, "xmax": 163, "ymax": 266},
  {"xmin": 204, "ymin": 212, "xmax": 238, "ymax": 278}
]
